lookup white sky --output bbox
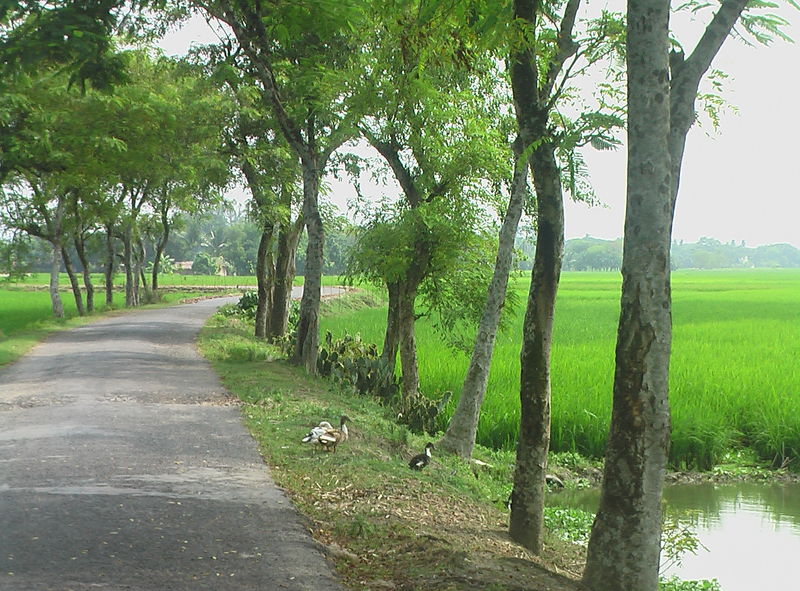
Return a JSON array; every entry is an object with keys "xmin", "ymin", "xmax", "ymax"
[{"xmin": 159, "ymin": 3, "xmax": 800, "ymax": 248}]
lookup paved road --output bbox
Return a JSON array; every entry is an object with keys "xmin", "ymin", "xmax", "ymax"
[{"xmin": 0, "ymin": 298, "xmax": 344, "ymax": 591}]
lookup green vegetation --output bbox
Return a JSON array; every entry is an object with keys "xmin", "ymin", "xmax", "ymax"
[
  {"xmin": 321, "ymin": 270, "xmax": 800, "ymax": 470},
  {"xmin": 199, "ymin": 304, "xmax": 722, "ymax": 590},
  {"xmin": 0, "ymin": 286, "xmax": 204, "ymax": 367},
  {"xmin": 198, "ymin": 309, "xmax": 591, "ymax": 589}
]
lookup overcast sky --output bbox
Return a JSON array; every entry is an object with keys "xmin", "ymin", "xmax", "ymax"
[{"xmin": 160, "ymin": 3, "xmax": 800, "ymax": 248}]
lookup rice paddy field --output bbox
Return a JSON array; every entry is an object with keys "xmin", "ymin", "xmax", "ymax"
[{"xmin": 320, "ymin": 270, "xmax": 800, "ymax": 470}]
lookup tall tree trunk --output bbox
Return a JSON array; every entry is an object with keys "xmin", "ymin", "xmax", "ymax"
[
  {"xmin": 255, "ymin": 223, "xmax": 275, "ymax": 339},
  {"xmin": 152, "ymin": 208, "xmax": 170, "ymax": 300},
  {"xmin": 269, "ymin": 217, "xmax": 303, "ymax": 340},
  {"xmin": 48, "ymin": 240, "xmax": 64, "ymax": 319},
  {"xmin": 293, "ymin": 163, "xmax": 323, "ymax": 373},
  {"xmin": 104, "ymin": 224, "xmax": 115, "ymax": 307},
  {"xmin": 438, "ymin": 139, "xmax": 529, "ymax": 458},
  {"xmin": 583, "ymin": 1, "xmax": 672, "ymax": 588},
  {"xmin": 122, "ymin": 227, "xmax": 135, "ymax": 307},
  {"xmin": 397, "ymin": 280, "xmax": 420, "ymax": 397},
  {"xmin": 509, "ymin": 141, "xmax": 565, "ymax": 553},
  {"xmin": 381, "ymin": 281, "xmax": 402, "ymax": 373},
  {"xmin": 61, "ymin": 245, "xmax": 85, "ymax": 317},
  {"xmin": 74, "ymin": 235, "xmax": 94, "ymax": 313}
]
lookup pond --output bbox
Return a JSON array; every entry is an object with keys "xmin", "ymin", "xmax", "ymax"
[{"xmin": 550, "ymin": 482, "xmax": 800, "ymax": 590}]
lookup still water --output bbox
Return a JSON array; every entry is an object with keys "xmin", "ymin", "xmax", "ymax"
[{"xmin": 551, "ymin": 482, "xmax": 800, "ymax": 590}]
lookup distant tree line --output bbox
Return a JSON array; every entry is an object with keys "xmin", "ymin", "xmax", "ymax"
[
  {"xmin": 516, "ymin": 236, "xmax": 800, "ymax": 271},
  {"xmin": 0, "ymin": 206, "xmax": 355, "ymax": 278},
  {"xmin": 8, "ymin": 227, "xmax": 797, "ymax": 280}
]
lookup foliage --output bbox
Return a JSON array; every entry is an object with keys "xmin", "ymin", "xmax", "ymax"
[
  {"xmin": 191, "ymin": 252, "xmax": 216, "ymax": 276},
  {"xmin": 660, "ymin": 511, "xmax": 707, "ymax": 572},
  {"xmin": 543, "ymin": 507, "xmax": 594, "ymax": 544},
  {"xmin": 321, "ymin": 270, "xmax": 800, "ymax": 470},
  {"xmin": 659, "ymin": 577, "xmax": 722, "ymax": 591},
  {"xmin": 556, "ymin": 236, "xmax": 800, "ymax": 272},
  {"xmin": 316, "ymin": 329, "xmax": 451, "ymax": 435},
  {"xmin": 218, "ymin": 290, "xmax": 260, "ymax": 320}
]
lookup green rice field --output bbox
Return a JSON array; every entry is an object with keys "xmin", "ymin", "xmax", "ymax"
[{"xmin": 321, "ymin": 270, "xmax": 800, "ymax": 470}]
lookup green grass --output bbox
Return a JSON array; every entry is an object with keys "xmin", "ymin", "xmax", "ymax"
[
  {"xmin": 6, "ymin": 272, "xmax": 263, "ymax": 288},
  {"xmin": 320, "ymin": 270, "xmax": 800, "ymax": 470},
  {"xmin": 6, "ymin": 272, "xmax": 348, "ymax": 288},
  {"xmin": 0, "ymin": 286, "xmax": 205, "ymax": 367},
  {"xmin": 196, "ymin": 312, "xmax": 587, "ymax": 589}
]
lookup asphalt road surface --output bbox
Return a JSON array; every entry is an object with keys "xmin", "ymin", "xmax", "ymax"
[{"xmin": 0, "ymin": 297, "xmax": 345, "ymax": 591}]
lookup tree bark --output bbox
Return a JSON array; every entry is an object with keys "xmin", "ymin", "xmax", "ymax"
[
  {"xmin": 269, "ymin": 215, "xmax": 303, "ymax": 340},
  {"xmin": 583, "ymin": 1, "xmax": 672, "ymax": 589},
  {"xmin": 500, "ymin": 0, "xmax": 578, "ymax": 553},
  {"xmin": 381, "ymin": 281, "xmax": 402, "ymax": 373},
  {"xmin": 48, "ymin": 240, "xmax": 64, "ymax": 319},
  {"xmin": 293, "ymin": 162, "xmax": 323, "ymax": 373},
  {"xmin": 151, "ymin": 204, "xmax": 170, "ymax": 300},
  {"xmin": 255, "ymin": 223, "xmax": 275, "ymax": 339},
  {"xmin": 136, "ymin": 238, "xmax": 148, "ymax": 302},
  {"xmin": 61, "ymin": 245, "xmax": 85, "ymax": 316},
  {"xmin": 122, "ymin": 226, "xmax": 135, "ymax": 307},
  {"xmin": 397, "ymin": 280, "xmax": 420, "ymax": 397},
  {"xmin": 438, "ymin": 139, "xmax": 529, "ymax": 458},
  {"xmin": 74, "ymin": 235, "xmax": 94, "ymax": 313},
  {"xmin": 509, "ymin": 141, "xmax": 565, "ymax": 553},
  {"xmin": 104, "ymin": 224, "xmax": 115, "ymax": 307}
]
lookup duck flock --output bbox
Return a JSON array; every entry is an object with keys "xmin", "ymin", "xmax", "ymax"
[{"xmin": 302, "ymin": 416, "xmax": 435, "ymax": 470}]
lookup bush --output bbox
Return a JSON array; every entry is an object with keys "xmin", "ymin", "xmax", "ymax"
[{"xmin": 316, "ymin": 330, "xmax": 450, "ymax": 434}]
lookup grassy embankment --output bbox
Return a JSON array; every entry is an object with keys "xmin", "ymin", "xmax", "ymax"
[
  {"xmin": 198, "ymin": 307, "xmax": 592, "ymax": 591},
  {"xmin": 320, "ymin": 270, "xmax": 800, "ymax": 471},
  {"xmin": 200, "ymin": 296, "xmax": 724, "ymax": 591}
]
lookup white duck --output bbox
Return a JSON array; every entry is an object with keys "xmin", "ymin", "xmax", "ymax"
[
  {"xmin": 301, "ymin": 421, "xmax": 334, "ymax": 447},
  {"xmin": 318, "ymin": 415, "xmax": 350, "ymax": 453}
]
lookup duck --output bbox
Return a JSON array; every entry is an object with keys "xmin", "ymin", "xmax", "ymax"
[
  {"xmin": 301, "ymin": 421, "xmax": 334, "ymax": 447},
  {"xmin": 318, "ymin": 415, "xmax": 350, "ymax": 453},
  {"xmin": 409, "ymin": 442, "xmax": 434, "ymax": 470}
]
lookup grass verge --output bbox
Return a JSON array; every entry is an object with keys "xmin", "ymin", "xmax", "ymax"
[
  {"xmin": 0, "ymin": 288, "xmax": 211, "ymax": 368},
  {"xmin": 198, "ymin": 310, "xmax": 586, "ymax": 591}
]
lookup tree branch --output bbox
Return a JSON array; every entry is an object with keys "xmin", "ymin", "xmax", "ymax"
[
  {"xmin": 672, "ymin": 0, "xmax": 748, "ymax": 95},
  {"xmin": 541, "ymin": 0, "xmax": 581, "ymax": 100},
  {"xmin": 361, "ymin": 126, "xmax": 423, "ymax": 208},
  {"xmin": 218, "ymin": 1, "xmax": 311, "ymax": 165}
]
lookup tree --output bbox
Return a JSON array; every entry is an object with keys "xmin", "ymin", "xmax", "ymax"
[
  {"xmin": 350, "ymin": 0, "xmax": 510, "ymax": 397},
  {"xmin": 582, "ymin": 0, "xmax": 792, "ymax": 588},
  {"xmin": 582, "ymin": 1, "xmax": 672, "ymax": 587},
  {"xmin": 0, "ymin": 67, "xmax": 123, "ymax": 317},
  {"xmin": 145, "ymin": 61, "xmax": 230, "ymax": 299},
  {"xmin": 412, "ymin": 0, "xmax": 623, "ymax": 553},
  {"xmin": 98, "ymin": 51, "xmax": 228, "ymax": 306},
  {"xmin": 204, "ymin": 46, "xmax": 304, "ymax": 340},
  {"xmin": 194, "ymin": 0, "xmax": 366, "ymax": 373}
]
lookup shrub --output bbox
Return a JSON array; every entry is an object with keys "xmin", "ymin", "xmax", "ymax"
[{"xmin": 316, "ymin": 330, "xmax": 450, "ymax": 434}]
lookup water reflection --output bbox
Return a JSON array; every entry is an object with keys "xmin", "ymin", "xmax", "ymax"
[{"xmin": 550, "ymin": 482, "xmax": 800, "ymax": 590}]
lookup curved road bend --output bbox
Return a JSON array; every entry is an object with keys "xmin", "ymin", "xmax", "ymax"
[{"xmin": 0, "ymin": 298, "xmax": 344, "ymax": 591}]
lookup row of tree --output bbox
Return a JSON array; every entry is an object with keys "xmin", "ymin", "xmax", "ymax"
[
  {"xmin": 7, "ymin": 216, "xmax": 798, "ymax": 281},
  {"xmin": 559, "ymin": 236, "xmax": 800, "ymax": 271},
  {"xmin": 0, "ymin": 205, "xmax": 355, "ymax": 277},
  {"xmin": 1, "ymin": 1, "xmax": 794, "ymax": 590}
]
